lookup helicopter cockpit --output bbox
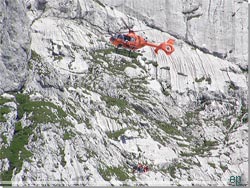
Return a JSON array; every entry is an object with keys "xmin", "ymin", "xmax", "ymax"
[
  {"xmin": 116, "ymin": 34, "xmax": 135, "ymax": 42},
  {"xmin": 117, "ymin": 34, "xmax": 124, "ymax": 39},
  {"xmin": 110, "ymin": 34, "xmax": 123, "ymax": 41},
  {"xmin": 110, "ymin": 33, "xmax": 136, "ymax": 43}
]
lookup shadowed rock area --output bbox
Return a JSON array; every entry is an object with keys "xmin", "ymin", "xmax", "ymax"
[{"xmin": 0, "ymin": 0, "xmax": 30, "ymax": 93}]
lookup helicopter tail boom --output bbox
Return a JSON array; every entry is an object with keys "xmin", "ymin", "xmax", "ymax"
[{"xmin": 154, "ymin": 39, "xmax": 175, "ymax": 55}]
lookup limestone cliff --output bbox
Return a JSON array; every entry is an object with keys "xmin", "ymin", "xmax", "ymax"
[
  {"xmin": 101, "ymin": 0, "xmax": 248, "ymax": 69},
  {"xmin": 0, "ymin": 0, "xmax": 30, "ymax": 93},
  {"xmin": 0, "ymin": 0, "xmax": 248, "ymax": 186}
]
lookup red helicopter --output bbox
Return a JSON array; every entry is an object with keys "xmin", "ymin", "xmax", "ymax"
[{"xmin": 109, "ymin": 19, "xmax": 175, "ymax": 56}]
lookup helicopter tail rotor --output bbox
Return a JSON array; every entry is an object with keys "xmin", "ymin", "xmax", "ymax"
[{"xmin": 154, "ymin": 39, "xmax": 175, "ymax": 55}]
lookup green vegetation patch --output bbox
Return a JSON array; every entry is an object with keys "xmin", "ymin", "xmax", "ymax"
[
  {"xmin": 91, "ymin": 48, "xmax": 143, "ymax": 76},
  {"xmin": 184, "ymin": 110, "xmax": 200, "ymax": 126},
  {"xmin": 237, "ymin": 106, "xmax": 248, "ymax": 123},
  {"xmin": 223, "ymin": 118, "xmax": 231, "ymax": 129},
  {"xmin": 0, "ymin": 122, "xmax": 33, "ymax": 182},
  {"xmin": 90, "ymin": 49, "xmax": 111, "ymax": 66},
  {"xmin": 109, "ymin": 60, "xmax": 134, "ymax": 72},
  {"xmin": 98, "ymin": 166, "xmax": 130, "ymax": 181},
  {"xmin": 63, "ymin": 130, "xmax": 76, "ymax": 140},
  {"xmin": 177, "ymin": 142, "xmax": 189, "ymax": 147},
  {"xmin": 185, "ymin": 111, "xmax": 199, "ymax": 120},
  {"xmin": 180, "ymin": 140, "xmax": 218, "ymax": 157},
  {"xmin": 1, "ymin": 133, "xmax": 8, "ymax": 144},
  {"xmin": 85, "ymin": 148, "xmax": 97, "ymax": 158},
  {"xmin": 167, "ymin": 165, "xmax": 176, "ymax": 178},
  {"xmin": 208, "ymin": 162, "xmax": 216, "ymax": 168},
  {"xmin": 116, "ymin": 49, "xmax": 142, "ymax": 59},
  {"xmin": 101, "ymin": 96, "xmax": 128, "ymax": 111},
  {"xmin": 220, "ymin": 163, "xmax": 228, "ymax": 172},
  {"xmin": 0, "ymin": 106, "xmax": 11, "ymax": 122},
  {"xmin": 156, "ymin": 121, "xmax": 181, "ymax": 136},
  {"xmin": 59, "ymin": 148, "xmax": 66, "ymax": 167},
  {"xmin": 95, "ymin": 48, "xmax": 113, "ymax": 56},
  {"xmin": 16, "ymin": 94, "xmax": 68, "ymax": 125},
  {"xmin": 94, "ymin": 47, "xmax": 142, "ymax": 59},
  {"xmin": 192, "ymin": 140, "xmax": 218, "ymax": 155},
  {"xmin": 175, "ymin": 163, "xmax": 190, "ymax": 170},
  {"xmin": 85, "ymin": 118, "xmax": 92, "ymax": 129},
  {"xmin": 30, "ymin": 50, "xmax": 42, "ymax": 62},
  {"xmin": 107, "ymin": 128, "xmax": 126, "ymax": 140},
  {"xmin": 131, "ymin": 59, "xmax": 145, "ymax": 70},
  {"xmin": 163, "ymin": 162, "xmax": 189, "ymax": 179},
  {"xmin": 148, "ymin": 129, "xmax": 166, "ymax": 146},
  {"xmin": 0, "ymin": 96, "xmax": 13, "ymax": 122},
  {"xmin": 0, "ymin": 96, "xmax": 12, "ymax": 105},
  {"xmin": 180, "ymin": 151, "xmax": 196, "ymax": 157}
]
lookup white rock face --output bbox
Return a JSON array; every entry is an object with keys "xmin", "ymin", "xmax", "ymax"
[
  {"xmin": 100, "ymin": 0, "xmax": 248, "ymax": 68},
  {"xmin": 124, "ymin": 67, "xmax": 145, "ymax": 78},
  {"xmin": 0, "ymin": 0, "xmax": 30, "ymax": 93},
  {"xmin": 0, "ymin": 0, "xmax": 248, "ymax": 186}
]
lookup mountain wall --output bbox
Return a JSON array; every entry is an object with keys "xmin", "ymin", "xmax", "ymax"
[
  {"xmin": 0, "ymin": 0, "xmax": 30, "ymax": 93},
  {"xmin": 0, "ymin": 0, "xmax": 248, "ymax": 186}
]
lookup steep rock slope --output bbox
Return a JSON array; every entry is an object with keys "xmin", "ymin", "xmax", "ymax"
[
  {"xmin": 100, "ymin": 0, "xmax": 248, "ymax": 69},
  {"xmin": 0, "ymin": 0, "xmax": 248, "ymax": 186},
  {"xmin": 0, "ymin": 0, "xmax": 30, "ymax": 93}
]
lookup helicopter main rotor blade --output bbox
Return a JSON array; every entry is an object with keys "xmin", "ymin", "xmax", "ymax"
[
  {"xmin": 121, "ymin": 18, "xmax": 132, "ymax": 30},
  {"xmin": 131, "ymin": 28, "xmax": 153, "ymax": 32},
  {"xmin": 117, "ymin": 28, "xmax": 153, "ymax": 34},
  {"xmin": 102, "ymin": 28, "xmax": 116, "ymax": 35}
]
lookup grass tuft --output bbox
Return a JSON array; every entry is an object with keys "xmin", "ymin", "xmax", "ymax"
[
  {"xmin": 0, "ymin": 106, "xmax": 11, "ymax": 122},
  {"xmin": 101, "ymin": 96, "xmax": 128, "ymax": 111},
  {"xmin": 63, "ymin": 131, "xmax": 76, "ymax": 140},
  {"xmin": 208, "ymin": 162, "xmax": 216, "ymax": 168},
  {"xmin": 156, "ymin": 121, "xmax": 181, "ymax": 136},
  {"xmin": 30, "ymin": 50, "xmax": 42, "ymax": 62},
  {"xmin": 0, "ymin": 96, "xmax": 12, "ymax": 105}
]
